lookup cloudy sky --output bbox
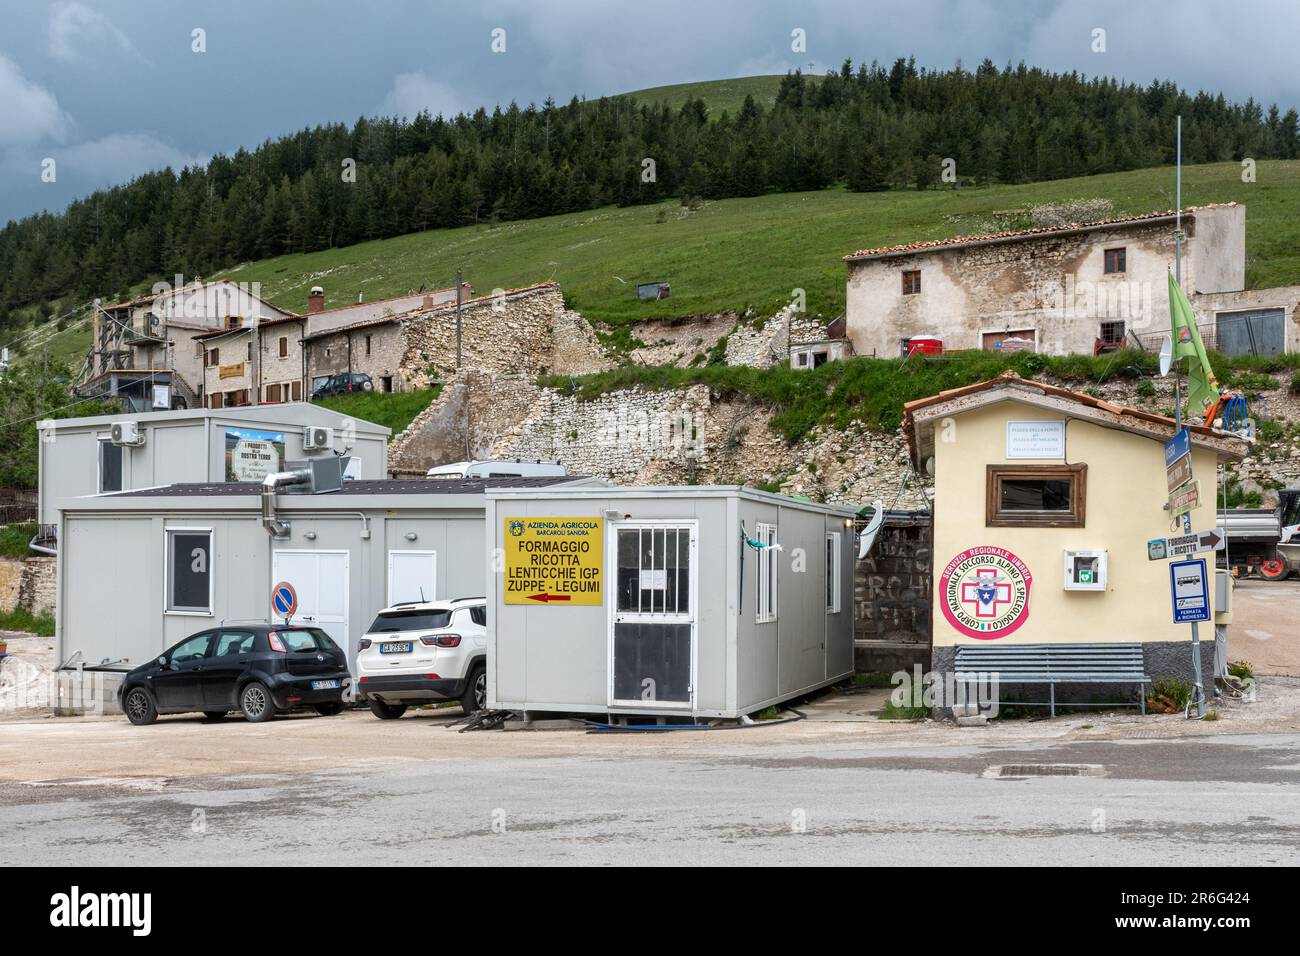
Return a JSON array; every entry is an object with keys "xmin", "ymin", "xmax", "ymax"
[{"xmin": 2, "ymin": 0, "xmax": 1297, "ymax": 225}]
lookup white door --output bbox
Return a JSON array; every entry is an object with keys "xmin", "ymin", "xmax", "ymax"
[
  {"xmin": 387, "ymin": 550, "xmax": 437, "ymax": 605},
  {"xmin": 608, "ymin": 522, "xmax": 697, "ymax": 710},
  {"xmin": 272, "ymin": 550, "xmax": 350, "ymax": 656}
]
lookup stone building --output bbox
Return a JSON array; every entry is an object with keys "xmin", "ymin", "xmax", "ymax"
[
  {"xmin": 197, "ymin": 315, "xmax": 308, "ymax": 407},
  {"xmin": 843, "ymin": 204, "xmax": 1248, "ymax": 358},
  {"xmin": 79, "ymin": 278, "xmax": 295, "ymax": 410},
  {"xmin": 305, "ymin": 316, "xmax": 408, "ymax": 394}
]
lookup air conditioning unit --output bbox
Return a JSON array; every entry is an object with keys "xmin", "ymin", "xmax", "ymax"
[
  {"xmin": 110, "ymin": 421, "xmax": 145, "ymax": 447},
  {"xmin": 303, "ymin": 425, "xmax": 334, "ymax": 452}
]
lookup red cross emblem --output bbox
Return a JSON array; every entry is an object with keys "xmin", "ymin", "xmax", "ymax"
[{"xmin": 960, "ymin": 569, "xmax": 1012, "ymax": 619}]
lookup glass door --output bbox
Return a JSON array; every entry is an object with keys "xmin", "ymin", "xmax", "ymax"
[{"xmin": 610, "ymin": 522, "xmax": 696, "ymax": 708}]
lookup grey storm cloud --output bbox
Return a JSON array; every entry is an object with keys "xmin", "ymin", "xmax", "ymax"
[{"xmin": 0, "ymin": 0, "xmax": 1296, "ymax": 224}]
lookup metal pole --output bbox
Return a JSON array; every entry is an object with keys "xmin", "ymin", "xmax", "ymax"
[
  {"xmin": 1173, "ymin": 113, "xmax": 1206, "ymax": 718},
  {"xmin": 455, "ymin": 268, "xmax": 463, "ymax": 370}
]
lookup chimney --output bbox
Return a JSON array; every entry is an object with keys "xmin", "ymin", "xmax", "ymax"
[{"xmin": 308, "ymin": 286, "xmax": 325, "ymax": 313}]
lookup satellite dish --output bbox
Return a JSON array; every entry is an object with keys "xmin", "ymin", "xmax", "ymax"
[
  {"xmin": 856, "ymin": 500, "xmax": 886, "ymax": 560},
  {"xmin": 1159, "ymin": 335, "xmax": 1173, "ymax": 377}
]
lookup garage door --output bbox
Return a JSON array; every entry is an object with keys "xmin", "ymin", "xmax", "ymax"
[
  {"xmin": 1216, "ymin": 309, "xmax": 1285, "ymax": 356},
  {"xmin": 271, "ymin": 550, "xmax": 350, "ymax": 657}
]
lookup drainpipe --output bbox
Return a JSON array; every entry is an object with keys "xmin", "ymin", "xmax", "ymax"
[{"xmin": 261, "ymin": 468, "xmax": 311, "ymax": 538}]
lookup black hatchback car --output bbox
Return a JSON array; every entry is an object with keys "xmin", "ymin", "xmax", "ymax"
[{"xmin": 118, "ymin": 625, "xmax": 350, "ymax": 725}]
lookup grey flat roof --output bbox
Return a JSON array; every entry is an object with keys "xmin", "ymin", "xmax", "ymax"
[
  {"xmin": 485, "ymin": 484, "xmax": 861, "ymax": 516},
  {"xmin": 37, "ymin": 402, "xmax": 391, "ymax": 436},
  {"xmin": 108, "ymin": 476, "xmax": 586, "ymax": 499}
]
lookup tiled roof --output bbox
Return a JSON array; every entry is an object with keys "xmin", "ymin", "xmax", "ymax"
[
  {"xmin": 843, "ymin": 204, "xmax": 1237, "ymax": 262},
  {"xmin": 902, "ymin": 369, "xmax": 1249, "ymax": 463},
  {"xmin": 305, "ymin": 283, "xmax": 471, "ymax": 315},
  {"xmin": 303, "ymin": 280, "xmax": 561, "ymax": 339}
]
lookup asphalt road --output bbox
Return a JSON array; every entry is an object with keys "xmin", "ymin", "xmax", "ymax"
[{"xmin": 2, "ymin": 731, "xmax": 1297, "ymax": 866}]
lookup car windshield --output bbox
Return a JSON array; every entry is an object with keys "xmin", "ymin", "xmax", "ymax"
[
  {"xmin": 368, "ymin": 609, "xmax": 452, "ymax": 632},
  {"xmin": 275, "ymin": 628, "xmax": 335, "ymax": 651}
]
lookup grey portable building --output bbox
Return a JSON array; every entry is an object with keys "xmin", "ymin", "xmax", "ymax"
[
  {"xmin": 37, "ymin": 403, "xmax": 390, "ymax": 530},
  {"xmin": 485, "ymin": 486, "xmax": 858, "ymax": 720},
  {"xmin": 55, "ymin": 477, "xmax": 598, "ymax": 673}
]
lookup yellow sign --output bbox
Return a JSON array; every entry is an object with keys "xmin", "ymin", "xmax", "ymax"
[
  {"xmin": 218, "ymin": 362, "xmax": 245, "ymax": 380},
  {"xmin": 503, "ymin": 516, "xmax": 603, "ymax": 605}
]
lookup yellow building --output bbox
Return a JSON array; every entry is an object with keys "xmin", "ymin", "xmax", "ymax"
[{"xmin": 903, "ymin": 371, "xmax": 1249, "ymax": 700}]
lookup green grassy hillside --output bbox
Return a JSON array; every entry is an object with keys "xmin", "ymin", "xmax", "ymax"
[
  {"xmin": 210, "ymin": 161, "xmax": 1300, "ymax": 329},
  {"xmin": 21, "ymin": 159, "xmax": 1300, "ymax": 369},
  {"xmin": 620, "ymin": 75, "xmax": 790, "ymax": 116}
]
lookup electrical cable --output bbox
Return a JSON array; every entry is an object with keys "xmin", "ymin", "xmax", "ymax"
[{"xmin": 583, "ymin": 707, "xmax": 807, "ymax": 733}]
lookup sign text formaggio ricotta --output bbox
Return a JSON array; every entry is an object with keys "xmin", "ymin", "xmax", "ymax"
[{"xmin": 503, "ymin": 516, "xmax": 603, "ymax": 605}]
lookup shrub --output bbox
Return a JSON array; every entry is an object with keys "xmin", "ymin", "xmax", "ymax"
[{"xmin": 1151, "ymin": 678, "xmax": 1192, "ymax": 711}]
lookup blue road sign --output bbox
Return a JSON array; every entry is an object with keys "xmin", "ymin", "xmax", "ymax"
[
  {"xmin": 1169, "ymin": 558, "xmax": 1210, "ymax": 624},
  {"xmin": 271, "ymin": 581, "xmax": 298, "ymax": 618},
  {"xmin": 1164, "ymin": 428, "xmax": 1191, "ymax": 469}
]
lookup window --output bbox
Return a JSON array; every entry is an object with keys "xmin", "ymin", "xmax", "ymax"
[
  {"xmin": 986, "ymin": 464, "xmax": 1087, "ymax": 528},
  {"xmin": 1099, "ymin": 320, "xmax": 1125, "ymax": 346},
  {"xmin": 98, "ymin": 439, "xmax": 123, "ymax": 493},
  {"xmin": 755, "ymin": 522, "xmax": 777, "ymax": 623},
  {"xmin": 796, "ymin": 352, "xmax": 808, "ymax": 367},
  {"xmin": 279, "ymin": 336, "xmax": 288, "ymax": 357},
  {"xmin": 165, "ymin": 528, "xmax": 213, "ymax": 614},
  {"xmin": 277, "ymin": 628, "xmax": 334, "ymax": 652},
  {"xmin": 207, "ymin": 347, "xmax": 219, "ymax": 367},
  {"xmin": 246, "ymin": 342, "xmax": 252, "ymax": 360},
  {"xmin": 365, "ymin": 334, "xmax": 372, "ymax": 356},
  {"xmin": 167, "ymin": 632, "xmax": 214, "ymax": 664},
  {"xmin": 368, "ymin": 609, "xmax": 453, "ymax": 632},
  {"xmin": 213, "ymin": 630, "xmax": 255, "ymax": 657},
  {"xmin": 825, "ymin": 532, "xmax": 842, "ymax": 613},
  {"xmin": 1104, "ymin": 247, "xmax": 1126, "ymax": 274},
  {"xmin": 902, "ymin": 270, "xmax": 921, "ymax": 295},
  {"xmin": 265, "ymin": 383, "xmax": 282, "ymax": 403},
  {"xmin": 470, "ymin": 605, "xmax": 487, "ymax": 627}
]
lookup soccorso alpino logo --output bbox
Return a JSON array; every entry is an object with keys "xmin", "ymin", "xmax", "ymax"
[{"xmin": 940, "ymin": 546, "xmax": 1033, "ymax": 640}]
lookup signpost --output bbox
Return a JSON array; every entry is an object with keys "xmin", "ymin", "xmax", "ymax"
[
  {"xmin": 1147, "ymin": 529, "xmax": 1224, "ymax": 561},
  {"xmin": 1168, "ymin": 479, "xmax": 1200, "ymax": 520},
  {"xmin": 1165, "ymin": 454, "xmax": 1193, "ymax": 494},
  {"xmin": 271, "ymin": 581, "xmax": 298, "ymax": 623},
  {"xmin": 1169, "ymin": 559, "xmax": 1210, "ymax": 624},
  {"xmin": 503, "ymin": 517, "xmax": 604, "ymax": 606}
]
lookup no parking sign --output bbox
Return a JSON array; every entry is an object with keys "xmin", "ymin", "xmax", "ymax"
[{"xmin": 271, "ymin": 581, "xmax": 298, "ymax": 622}]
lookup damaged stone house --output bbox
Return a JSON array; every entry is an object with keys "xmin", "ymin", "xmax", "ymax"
[
  {"xmin": 844, "ymin": 202, "xmax": 1300, "ymax": 359},
  {"xmin": 78, "ymin": 278, "xmax": 296, "ymax": 410}
]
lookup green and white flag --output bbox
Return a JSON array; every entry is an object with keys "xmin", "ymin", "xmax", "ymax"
[{"xmin": 1167, "ymin": 272, "xmax": 1220, "ymax": 419}]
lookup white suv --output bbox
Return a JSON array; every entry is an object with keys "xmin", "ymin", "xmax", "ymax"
[{"xmin": 355, "ymin": 598, "xmax": 488, "ymax": 719}]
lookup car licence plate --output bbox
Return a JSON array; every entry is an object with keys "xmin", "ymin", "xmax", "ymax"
[
  {"xmin": 380, "ymin": 642, "xmax": 412, "ymax": 654},
  {"xmin": 311, "ymin": 679, "xmax": 340, "ymax": 690}
]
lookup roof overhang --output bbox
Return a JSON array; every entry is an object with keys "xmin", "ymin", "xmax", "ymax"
[{"xmin": 905, "ymin": 379, "xmax": 1250, "ymax": 468}]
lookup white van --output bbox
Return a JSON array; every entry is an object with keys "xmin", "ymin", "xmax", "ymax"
[{"xmin": 426, "ymin": 459, "xmax": 568, "ymax": 480}]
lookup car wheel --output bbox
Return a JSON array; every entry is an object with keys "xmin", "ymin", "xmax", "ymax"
[
  {"xmin": 367, "ymin": 699, "xmax": 407, "ymax": 720},
  {"xmin": 240, "ymin": 681, "xmax": 275, "ymax": 722},
  {"xmin": 460, "ymin": 664, "xmax": 487, "ymax": 714},
  {"xmin": 201, "ymin": 711, "xmax": 228, "ymax": 721},
  {"xmin": 313, "ymin": 702, "xmax": 344, "ymax": 716},
  {"xmin": 124, "ymin": 687, "xmax": 157, "ymax": 726}
]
